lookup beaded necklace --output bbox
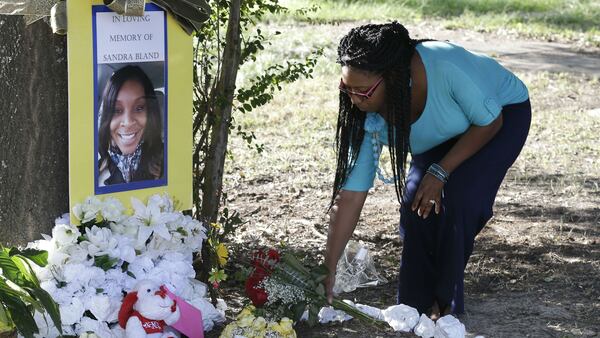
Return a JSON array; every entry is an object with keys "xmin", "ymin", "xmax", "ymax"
[
  {"xmin": 364, "ymin": 112, "xmax": 395, "ymax": 184},
  {"xmin": 361, "ymin": 78, "xmax": 411, "ymax": 185}
]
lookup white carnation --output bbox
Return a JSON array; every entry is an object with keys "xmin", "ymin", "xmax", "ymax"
[
  {"xmin": 81, "ymin": 226, "xmax": 118, "ymax": 257},
  {"xmin": 86, "ymin": 294, "xmax": 118, "ymax": 322},
  {"xmin": 60, "ymin": 297, "xmax": 85, "ymax": 326},
  {"xmin": 100, "ymin": 197, "xmax": 126, "ymax": 223},
  {"xmin": 116, "ymin": 236, "xmax": 136, "ymax": 263},
  {"xmin": 65, "ymin": 244, "xmax": 92, "ymax": 265}
]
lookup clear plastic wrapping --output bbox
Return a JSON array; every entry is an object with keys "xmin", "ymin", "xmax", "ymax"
[{"xmin": 333, "ymin": 240, "xmax": 388, "ymax": 294}]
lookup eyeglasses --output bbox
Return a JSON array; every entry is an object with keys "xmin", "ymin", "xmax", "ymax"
[{"xmin": 339, "ymin": 77, "xmax": 384, "ymax": 100}]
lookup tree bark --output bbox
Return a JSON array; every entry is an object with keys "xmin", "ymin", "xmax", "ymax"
[
  {"xmin": 0, "ymin": 17, "xmax": 69, "ymax": 246},
  {"xmin": 200, "ymin": 0, "xmax": 241, "ymax": 223}
]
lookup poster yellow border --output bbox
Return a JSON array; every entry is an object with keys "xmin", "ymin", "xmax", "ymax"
[{"xmin": 68, "ymin": 0, "xmax": 192, "ymax": 218}]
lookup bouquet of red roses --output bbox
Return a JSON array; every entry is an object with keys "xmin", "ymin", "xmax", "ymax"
[{"xmin": 244, "ymin": 248, "xmax": 388, "ymax": 328}]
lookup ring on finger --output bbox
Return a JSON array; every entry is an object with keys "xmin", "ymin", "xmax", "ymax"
[{"xmin": 428, "ymin": 199, "xmax": 436, "ymax": 205}]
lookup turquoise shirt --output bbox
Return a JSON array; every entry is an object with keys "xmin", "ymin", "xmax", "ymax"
[{"xmin": 343, "ymin": 41, "xmax": 529, "ymax": 192}]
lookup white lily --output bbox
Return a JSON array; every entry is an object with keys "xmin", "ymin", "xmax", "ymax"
[
  {"xmin": 52, "ymin": 223, "xmax": 81, "ymax": 246},
  {"xmin": 130, "ymin": 197, "xmax": 179, "ymax": 247},
  {"xmin": 72, "ymin": 196, "xmax": 102, "ymax": 223},
  {"xmin": 148, "ymin": 193, "xmax": 174, "ymax": 213}
]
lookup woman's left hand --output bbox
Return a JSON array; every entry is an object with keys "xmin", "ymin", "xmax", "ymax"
[{"xmin": 411, "ymin": 174, "xmax": 444, "ymax": 219}]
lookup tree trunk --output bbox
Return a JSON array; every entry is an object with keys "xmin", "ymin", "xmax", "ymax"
[
  {"xmin": 0, "ymin": 330, "xmax": 16, "ymax": 338},
  {"xmin": 200, "ymin": 0, "xmax": 241, "ymax": 223},
  {"xmin": 0, "ymin": 17, "xmax": 69, "ymax": 246}
]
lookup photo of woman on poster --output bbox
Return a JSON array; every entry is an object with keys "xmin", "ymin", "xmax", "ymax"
[{"xmin": 97, "ymin": 65, "xmax": 164, "ymax": 187}]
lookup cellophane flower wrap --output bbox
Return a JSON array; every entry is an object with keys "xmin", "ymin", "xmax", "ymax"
[
  {"xmin": 25, "ymin": 194, "xmax": 226, "ymax": 337},
  {"xmin": 242, "ymin": 248, "xmax": 388, "ymax": 329}
]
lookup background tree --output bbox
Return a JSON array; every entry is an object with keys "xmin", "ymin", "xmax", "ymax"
[
  {"xmin": 0, "ymin": 17, "xmax": 68, "ymax": 247},
  {"xmin": 192, "ymin": 0, "xmax": 321, "ymax": 299}
]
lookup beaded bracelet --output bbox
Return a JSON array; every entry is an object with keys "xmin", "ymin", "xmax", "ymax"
[{"xmin": 426, "ymin": 163, "xmax": 449, "ymax": 184}]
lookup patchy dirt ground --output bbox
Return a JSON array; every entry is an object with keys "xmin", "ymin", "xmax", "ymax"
[{"xmin": 208, "ymin": 22, "xmax": 600, "ymax": 338}]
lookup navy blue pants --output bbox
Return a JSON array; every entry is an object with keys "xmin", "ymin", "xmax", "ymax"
[{"xmin": 398, "ymin": 100, "xmax": 531, "ymax": 314}]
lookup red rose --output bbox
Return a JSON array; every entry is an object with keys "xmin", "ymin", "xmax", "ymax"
[
  {"xmin": 245, "ymin": 274, "xmax": 269, "ymax": 307},
  {"xmin": 251, "ymin": 249, "xmax": 280, "ymax": 273},
  {"xmin": 245, "ymin": 248, "xmax": 282, "ymax": 307},
  {"xmin": 267, "ymin": 249, "xmax": 280, "ymax": 262}
]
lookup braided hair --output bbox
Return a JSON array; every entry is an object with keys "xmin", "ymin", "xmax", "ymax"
[{"xmin": 331, "ymin": 21, "xmax": 425, "ymax": 208}]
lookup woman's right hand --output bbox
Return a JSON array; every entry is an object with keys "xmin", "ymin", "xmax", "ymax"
[
  {"xmin": 323, "ymin": 190, "xmax": 368, "ymax": 304},
  {"xmin": 324, "ymin": 271, "xmax": 336, "ymax": 304}
]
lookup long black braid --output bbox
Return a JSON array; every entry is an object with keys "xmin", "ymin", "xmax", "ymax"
[{"xmin": 331, "ymin": 22, "xmax": 429, "ymax": 208}]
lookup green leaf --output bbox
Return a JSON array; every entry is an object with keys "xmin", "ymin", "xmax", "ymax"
[
  {"xmin": 0, "ymin": 302, "xmax": 13, "ymax": 331},
  {"xmin": 11, "ymin": 256, "xmax": 38, "ymax": 287},
  {"xmin": 307, "ymin": 303, "xmax": 319, "ymax": 327},
  {"xmin": 314, "ymin": 283, "xmax": 325, "ymax": 297},
  {"xmin": 0, "ymin": 289, "xmax": 38, "ymax": 338},
  {"xmin": 0, "ymin": 251, "xmax": 25, "ymax": 286},
  {"xmin": 311, "ymin": 264, "xmax": 329, "ymax": 284},
  {"xmin": 8, "ymin": 248, "xmax": 48, "ymax": 267},
  {"xmin": 280, "ymin": 253, "xmax": 311, "ymax": 276},
  {"xmin": 0, "ymin": 278, "xmax": 28, "ymax": 300},
  {"xmin": 93, "ymin": 255, "xmax": 118, "ymax": 271},
  {"xmin": 26, "ymin": 287, "xmax": 62, "ymax": 334},
  {"xmin": 0, "ymin": 279, "xmax": 39, "ymax": 313},
  {"xmin": 291, "ymin": 301, "xmax": 306, "ymax": 322}
]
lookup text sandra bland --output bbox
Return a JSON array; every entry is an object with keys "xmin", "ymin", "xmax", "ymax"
[{"xmin": 102, "ymin": 52, "xmax": 161, "ymax": 62}]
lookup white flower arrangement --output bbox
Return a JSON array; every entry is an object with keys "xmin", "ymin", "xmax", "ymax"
[{"xmin": 26, "ymin": 194, "xmax": 226, "ymax": 337}]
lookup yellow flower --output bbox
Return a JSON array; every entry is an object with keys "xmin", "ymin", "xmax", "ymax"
[
  {"xmin": 216, "ymin": 243, "xmax": 229, "ymax": 266},
  {"xmin": 278, "ymin": 317, "xmax": 295, "ymax": 336},
  {"xmin": 238, "ymin": 305, "xmax": 255, "ymax": 318},
  {"xmin": 219, "ymin": 322, "xmax": 238, "ymax": 338},
  {"xmin": 252, "ymin": 316, "xmax": 267, "ymax": 332},
  {"xmin": 238, "ymin": 313, "xmax": 255, "ymax": 327},
  {"xmin": 211, "ymin": 222, "xmax": 222, "ymax": 230}
]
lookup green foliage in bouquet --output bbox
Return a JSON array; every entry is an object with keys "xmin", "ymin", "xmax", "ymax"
[
  {"xmin": 0, "ymin": 246, "xmax": 62, "ymax": 338},
  {"xmin": 277, "ymin": 253, "xmax": 387, "ymax": 329},
  {"xmin": 245, "ymin": 249, "xmax": 389, "ymax": 330}
]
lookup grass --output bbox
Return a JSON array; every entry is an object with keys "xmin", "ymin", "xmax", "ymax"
[{"xmin": 272, "ymin": 0, "xmax": 600, "ymax": 47}]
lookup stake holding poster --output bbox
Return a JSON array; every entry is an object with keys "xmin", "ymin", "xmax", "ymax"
[{"xmin": 68, "ymin": 0, "xmax": 192, "ymax": 213}]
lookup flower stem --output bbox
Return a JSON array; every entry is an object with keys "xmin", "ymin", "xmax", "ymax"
[
  {"xmin": 302, "ymin": 289, "xmax": 389, "ymax": 330},
  {"xmin": 330, "ymin": 298, "xmax": 389, "ymax": 330}
]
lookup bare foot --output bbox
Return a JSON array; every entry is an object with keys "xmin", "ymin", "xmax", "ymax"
[
  {"xmin": 429, "ymin": 301, "xmax": 441, "ymax": 321},
  {"xmin": 429, "ymin": 301, "xmax": 452, "ymax": 321},
  {"xmin": 441, "ymin": 304, "xmax": 452, "ymax": 317}
]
